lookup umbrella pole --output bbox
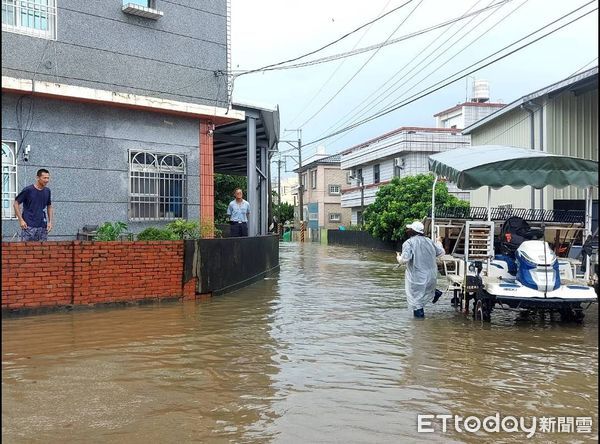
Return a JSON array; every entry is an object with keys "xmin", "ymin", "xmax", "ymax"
[
  {"xmin": 584, "ymin": 186, "xmax": 592, "ymax": 281},
  {"xmin": 487, "ymin": 186, "xmax": 492, "ymax": 275},
  {"xmin": 431, "ymin": 175, "xmax": 438, "ymax": 239},
  {"xmin": 486, "ymin": 186, "xmax": 491, "ymax": 222}
]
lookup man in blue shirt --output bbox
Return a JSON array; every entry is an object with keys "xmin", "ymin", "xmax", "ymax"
[
  {"xmin": 13, "ymin": 169, "xmax": 53, "ymax": 241},
  {"xmin": 227, "ymin": 188, "xmax": 250, "ymax": 237}
]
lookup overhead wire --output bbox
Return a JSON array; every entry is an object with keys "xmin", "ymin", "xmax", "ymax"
[
  {"xmin": 349, "ymin": 0, "xmax": 529, "ymax": 130},
  {"xmin": 321, "ymin": 0, "xmax": 494, "ymax": 141},
  {"xmin": 287, "ymin": 0, "xmax": 395, "ymax": 127},
  {"xmin": 15, "ymin": 38, "xmax": 53, "ymax": 155},
  {"xmin": 323, "ymin": 0, "xmax": 529, "ymax": 146},
  {"xmin": 233, "ymin": 0, "xmax": 515, "ymax": 75},
  {"xmin": 479, "ymin": 60, "xmax": 599, "ymax": 145},
  {"xmin": 296, "ymin": 0, "xmax": 424, "ymax": 129},
  {"xmin": 302, "ymin": 3, "xmax": 597, "ymax": 147},
  {"xmin": 232, "ymin": 0, "xmax": 415, "ymax": 78}
]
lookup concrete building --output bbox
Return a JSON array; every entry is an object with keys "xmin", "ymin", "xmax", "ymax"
[
  {"xmin": 276, "ymin": 176, "xmax": 299, "ymax": 206},
  {"xmin": 435, "ymin": 102, "xmax": 506, "ymax": 129},
  {"xmin": 2, "ymin": 0, "xmax": 278, "ymax": 239},
  {"xmin": 435, "ymin": 79, "xmax": 505, "ymax": 129},
  {"xmin": 340, "ymin": 128, "xmax": 470, "ymax": 225},
  {"xmin": 294, "ymin": 154, "xmax": 351, "ymax": 240},
  {"xmin": 462, "ymin": 67, "xmax": 598, "ymax": 214},
  {"xmin": 339, "ymin": 83, "xmax": 506, "ymax": 225}
]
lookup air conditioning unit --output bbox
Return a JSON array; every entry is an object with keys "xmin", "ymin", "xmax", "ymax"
[{"xmin": 394, "ymin": 157, "xmax": 405, "ymax": 168}]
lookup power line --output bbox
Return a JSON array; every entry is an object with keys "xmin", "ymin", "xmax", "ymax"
[
  {"xmin": 233, "ymin": 0, "xmax": 415, "ymax": 78},
  {"xmin": 233, "ymin": 0, "xmax": 514, "ymax": 75},
  {"xmin": 57, "ymin": 5, "xmax": 226, "ymax": 48},
  {"xmin": 570, "ymin": 56, "xmax": 599, "ymax": 76},
  {"xmin": 324, "ymin": 0, "xmax": 528, "ymax": 140},
  {"xmin": 480, "ymin": 62, "xmax": 599, "ymax": 145},
  {"xmin": 2, "ymin": 127, "xmax": 200, "ymax": 150},
  {"xmin": 321, "ymin": 0, "xmax": 496, "ymax": 139},
  {"xmin": 47, "ymin": 39, "xmax": 223, "ymax": 75},
  {"xmin": 158, "ymin": 0, "xmax": 227, "ymax": 18},
  {"xmin": 296, "ymin": 0, "xmax": 424, "ymax": 129},
  {"xmin": 358, "ymin": 3, "xmax": 597, "ymax": 126},
  {"xmin": 15, "ymin": 38, "xmax": 53, "ymax": 155},
  {"xmin": 303, "ymin": 3, "xmax": 597, "ymax": 147},
  {"xmin": 3, "ymin": 66, "xmax": 227, "ymax": 105},
  {"xmin": 287, "ymin": 0, "xmax": 395, "ymax": 127}
]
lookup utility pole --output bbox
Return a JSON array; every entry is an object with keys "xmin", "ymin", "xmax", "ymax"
[
  {"xmin": 277, "ymin": 156, "xmax": 282, "ymax": 223},
  {"xmin": 297, "ymin": 135, "xmax": 303, "ymax": 225},
  {"xmin": 359, "ymin": 174, "xmax": 364, "ymax": 227},
  {"xmin": 282, "ymin": 129, "xmax": 303, "ymax": 227}
]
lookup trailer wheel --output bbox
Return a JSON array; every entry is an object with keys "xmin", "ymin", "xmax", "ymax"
[
  {"xmin": 473, "ymin": 299, "xmax": 492, "ymax": 322},
  {"xmin": 559, "ymin": 307, "xmax": 585, "ymax": 323},
  {"xmin": 573, "ymin": 309, "xmax": 585, "ymax": 323}
]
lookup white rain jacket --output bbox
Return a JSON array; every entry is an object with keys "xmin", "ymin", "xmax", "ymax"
[{"xmin": 398, "ymin": 235, "xmax": 445, "ymax": 310}]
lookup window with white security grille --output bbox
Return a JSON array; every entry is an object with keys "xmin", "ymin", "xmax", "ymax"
[
  {"xmin": 2, "ymin": 0, "xmax": 57, "ymax": 40},
  {"xmin": 328, "ymin": 184, "xmax": 340, "ymax": 195},
  {"xmin": 2, "ymin": 141, "xmax": 17, "ymax": 219},
  {"xmin": 129, "ymin": 151, "xmax": 187, "ymax": 221},
  {"xmin": 329, "ymin": 213, "xmax": 341, "ymax": 222}
]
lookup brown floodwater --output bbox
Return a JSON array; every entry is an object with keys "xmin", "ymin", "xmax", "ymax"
[{"xmin": 2, "ymin": 242, "xmax": 598, "ymax": 443}]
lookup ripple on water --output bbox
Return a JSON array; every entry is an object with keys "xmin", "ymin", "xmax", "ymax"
[{"xmin": 2, "ymin": 242, "xmax": 598, "ymax": 443}]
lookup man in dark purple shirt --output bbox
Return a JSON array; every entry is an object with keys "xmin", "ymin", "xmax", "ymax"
[{"xmin": 13, "ymin": 169, "xmax": 53, "ymax": 241}]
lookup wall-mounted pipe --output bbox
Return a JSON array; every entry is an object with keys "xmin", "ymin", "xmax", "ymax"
[{"xmin": 521, "ymin": 101, "xmax": 542, "ymax": 211}]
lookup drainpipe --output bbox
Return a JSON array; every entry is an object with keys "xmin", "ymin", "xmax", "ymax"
[
  {"xmin": 537, "ymin": 101, "xmax": 544, "ymax": 211},
  {"xmin": 521, "ymin": 101, "xmax": 541, "ymax": 212}
]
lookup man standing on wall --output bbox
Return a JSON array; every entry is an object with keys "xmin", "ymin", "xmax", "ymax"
[
  {"xmin": 13, "ymin": 169, "xmax": 53, "ymax": 242},
  {"xmin": 227, "ymin": 188, "xmax": 250, "ymax": 237}
]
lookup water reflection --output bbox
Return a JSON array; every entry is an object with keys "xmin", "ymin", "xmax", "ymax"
[{"xmin": 2, "ymin": 242, "xmax": 598, "ymax": 443}]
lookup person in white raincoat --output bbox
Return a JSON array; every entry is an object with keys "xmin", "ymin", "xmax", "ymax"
[{"xmin": 396, "ymin": 221, "xmax": 445, "ymax": 318}]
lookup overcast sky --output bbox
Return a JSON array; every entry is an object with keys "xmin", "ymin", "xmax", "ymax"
[{"xmin": 230, "ymin": 0, "xmax": 598, "ymax": 172}]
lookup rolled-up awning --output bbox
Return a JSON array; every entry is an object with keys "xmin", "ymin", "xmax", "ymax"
[{"xmin": 428, "ymin": 145, "xmax": 598, "ymax": 190}]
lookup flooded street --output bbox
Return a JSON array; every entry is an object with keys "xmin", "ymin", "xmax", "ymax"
[{"xmin": 2, "ymin": 242, "xmax": 598, "ymax": 443}]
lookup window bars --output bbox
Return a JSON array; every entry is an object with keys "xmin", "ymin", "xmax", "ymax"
[
  {"xmin": 129, "ymin": 151, "xmax": 186, "ymax": 221},
  {"xmin": 2, "ymin": 141, "xmax": 17, "ymax": 220},
  {"xmin": 2, "ymin": 0, "xmax": 57, "ymax": 40}
]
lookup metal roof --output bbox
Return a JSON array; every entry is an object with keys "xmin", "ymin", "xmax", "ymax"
[
  {"xmin": 462, "ymin": 66, "xmax": 598, "ymax": 135},
  {"xmin": 294, "ymin": 153, "xmax": 341, "ymax": 173},
  {"xmin": 213, "ymin": 102, "xmax": 280, "ymax": 175}
]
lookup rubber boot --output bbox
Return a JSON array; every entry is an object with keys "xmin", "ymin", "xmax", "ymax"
[
  {"xmin": 432, "ymin": 289, "xmax": 443, "ymax": 304},
  {"xmin": 413, "ymin": 308, "xmax": 425, "ymax": 318}
]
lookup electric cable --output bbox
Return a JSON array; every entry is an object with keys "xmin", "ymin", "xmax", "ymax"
[
  {"xmin": 287, "ymin": 0, "xmax": 395, "ymax": 127},
  {"xmin": 302, "ymin": 4, "xmax": 597, "ymax": 147},
  {"xmin": 232, "ymin": 0, "xmax": 515, "ymax": 75},
  {"xmin": 322, "ymin": 0, "xmax": 495, "ymax": 139},
  {"xmin": 296, "ymin": 0, "xmax": 424, "ymax": 129},
  {"xmin": 233, "ymin": 0, "xmax": 415, "ymax": 78}
]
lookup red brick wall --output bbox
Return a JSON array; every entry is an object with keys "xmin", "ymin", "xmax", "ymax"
[{"xmin": 2, "ymin": 241, "xmax": 198, "ymax": 310}]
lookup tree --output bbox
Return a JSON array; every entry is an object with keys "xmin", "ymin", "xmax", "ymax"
[
  {"xmin": 214, "ymin": 173, "xmax": 247, "ymax": 223},
  {"xmin": 363, "ymin": 174, "xmax": 469, "ymax": 242},
  {"xmin": 274, "ymin": 202, "xmax": 295, "ymax": 224},
  {"xmin": 271, "ymin": 191, "xmax": 294, "ymax": 224}
]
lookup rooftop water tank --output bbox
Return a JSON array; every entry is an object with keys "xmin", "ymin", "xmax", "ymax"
[{"xmin": 471, "ymin": 79, "xmax": 490, "ymax": 103}]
